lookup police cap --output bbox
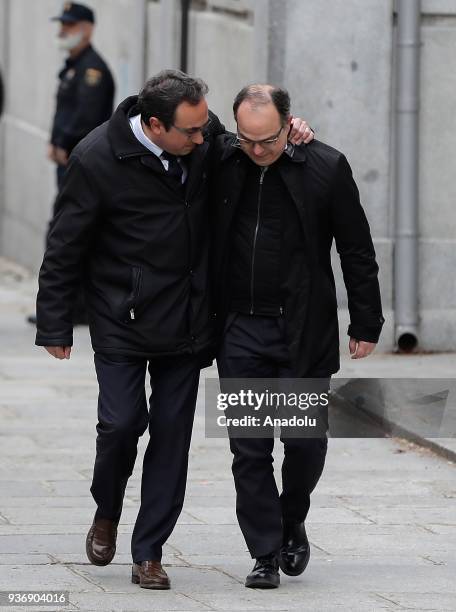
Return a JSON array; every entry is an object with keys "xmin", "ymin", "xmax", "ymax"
[{"xmin": 51, "ymin": 2, "xmax": 95, "ymax": 24}]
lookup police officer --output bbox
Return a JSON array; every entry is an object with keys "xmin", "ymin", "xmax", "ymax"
[{"xmin": 50, "ymin": 2, "xmax": 115, "ymax": 190}]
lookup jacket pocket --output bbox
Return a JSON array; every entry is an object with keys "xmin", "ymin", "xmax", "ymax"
[{"xmin": 122, "ymin": 266, "xmax": 143, "ymax": 322}]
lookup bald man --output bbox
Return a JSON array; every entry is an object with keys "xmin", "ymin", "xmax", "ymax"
[{"xmin": 212, "ymin": 84, "xmax": 384, "ymax": 588}]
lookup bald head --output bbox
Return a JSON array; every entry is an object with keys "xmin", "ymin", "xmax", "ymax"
[{"xmin": 233, "ymin": 84, "xmax": 291, "ymax": 125}]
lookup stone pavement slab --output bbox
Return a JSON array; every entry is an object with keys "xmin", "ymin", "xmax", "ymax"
[{"xmin": 0, "ymin": 258, "xmax": 455, "ymax": 611}]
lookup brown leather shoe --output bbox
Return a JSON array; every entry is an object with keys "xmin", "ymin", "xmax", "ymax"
[
  {"xmin": 131, "ymin": 561, "xmax": 170, "ymax": 589},
  {"xmin": 86, "ymin": 517, "xmax": 117, "ymax": 566}
]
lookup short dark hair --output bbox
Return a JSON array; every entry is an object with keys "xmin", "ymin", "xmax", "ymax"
[
  {"xmin": 138, "ymin": 70, "xmax": 209, "ymax": 130},
  {"xmin": 233, "ymin": 84, "xmax": 291, "ymax": 125}
]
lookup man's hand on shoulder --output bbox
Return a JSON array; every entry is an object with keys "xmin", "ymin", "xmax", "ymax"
[
  {"xmin": 45, "ymin": 346, "xmax": 72, "ymax": 360},
  {"xmin": 349, "ymin": 338, "xmax": 376, "ymax": 359},
  {"xmin": 289, "ymin": 117, "xmax": 315, "ymax": 145}
]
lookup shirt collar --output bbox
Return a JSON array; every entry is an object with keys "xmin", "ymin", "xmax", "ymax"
[{"xmin": 128, "ymin": 114, "xmax": 164, "ymax": 159}]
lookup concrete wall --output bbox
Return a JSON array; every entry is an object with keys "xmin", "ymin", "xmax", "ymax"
[
  {"xmin": 187, "ymin": 9, "xmax": 254, "ymax": 130},
  {"xmin": 418, "ymin": 1, "xmax": 456, "ymax": 349},
  {"xmin": 146, "ymin": 0, "xmax": 254, "ymax": 130},
  {"xmin": 0, "ymin": 0, "xmax": 455, "ymax": 351},
  {"xmin": 1, "ymin": 0, "xmax": 61, "ymax": 270}
]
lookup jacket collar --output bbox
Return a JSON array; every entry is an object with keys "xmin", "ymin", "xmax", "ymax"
[
  {"xmin": 220, "ymin": 134, "xmax": 307, "ymax": 164},
  {"xmin": 108, "ymin": 96, "xmax": 154, "ymax": 159},
  {"xmin": 283, "ymin": 142, "xmax": 307, "ymax": 163}
]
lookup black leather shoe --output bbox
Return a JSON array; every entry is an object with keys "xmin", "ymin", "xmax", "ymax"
[
  {"xmin": 245, "ymin": 554, "xmax": 280, "ymax": 589},
  {"xmin": 278, "ymin": 520, "xmax": 310, "ymax": 576}
]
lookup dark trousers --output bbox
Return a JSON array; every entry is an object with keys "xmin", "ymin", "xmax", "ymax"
[
  {"xmin": 217, "ymin": 313, "xmax": 329, "ymax": 558},
  {"xmin": 91, "ymin": 352, "xmax": 201, "ymax": 562}
]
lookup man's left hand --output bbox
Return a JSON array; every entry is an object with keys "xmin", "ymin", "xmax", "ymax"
[
  {"xmin": 349, "ymin": 338, "xmax": 376, "ymax": 359},
  {"xmin": 289, "ymin": 117, "xmax": 314, "ymax": 145}
]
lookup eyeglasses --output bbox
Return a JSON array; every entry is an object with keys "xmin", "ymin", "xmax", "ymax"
[
  {"xmin": 171, "ymin": 118, "xmax": 212, "ymax": 138},
  {"xmin": 234, "ymin": 125, "xmax": 284, "ymax": 149}
]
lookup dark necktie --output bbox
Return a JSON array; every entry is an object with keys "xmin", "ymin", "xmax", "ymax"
[{"xmin": 161, "ymin": 152, "xmax": 183, "ymax": 184}]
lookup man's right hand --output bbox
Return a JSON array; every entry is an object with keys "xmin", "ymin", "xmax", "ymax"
[{"xmin": 45, "ymin": 346, "xmax": 72, "ymax": 360}]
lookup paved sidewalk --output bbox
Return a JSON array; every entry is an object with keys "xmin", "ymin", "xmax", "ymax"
[{"xmin": 0, "ymin": 258, "xmax": 455, "ymax": 611}]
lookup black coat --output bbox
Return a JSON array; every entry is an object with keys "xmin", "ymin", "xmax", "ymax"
[
  {"xmin": 51, "ymin": 45, "xmax": 115, "ymax": 153},
  {"xmin": 36, "ymin": 96, "xmax": 223, "ymax": 359},
  {"xmin": 211, "ymin": 135, "xmax": 385, "ymax": 376}
]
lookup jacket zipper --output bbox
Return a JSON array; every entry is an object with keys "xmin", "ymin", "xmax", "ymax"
[
  {"xmin": 129, "ymin": 267, "xmax": 142, "ymax": 321},
  {"xmin": 249, "ymin": 166, "xmax": 268, "ymax": 315}
]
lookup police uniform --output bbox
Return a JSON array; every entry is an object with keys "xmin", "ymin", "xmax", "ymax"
[
  {"xmin": 51, "ymin": 45, "xmax": 114, "ymax": 172},
  {"xmin": 50, "ymin": 3, "xmax": 115, "ymax": 189}
]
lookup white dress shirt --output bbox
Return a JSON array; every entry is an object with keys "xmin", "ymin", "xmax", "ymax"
[{"xmin": 128, "ymin": 113, "xmax": 187, "ymax": 183}]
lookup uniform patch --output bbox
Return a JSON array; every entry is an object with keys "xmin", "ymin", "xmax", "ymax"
[
  {"xmin": 85, "ymin": 68, "xmax": 102, "ymax": 86},
  {"xmin": 65, "ymin": 68, "xmax": 76, "ymax": 80}
]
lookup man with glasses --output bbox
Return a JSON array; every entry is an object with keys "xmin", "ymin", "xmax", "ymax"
[
  {"xmin": 212, "ymin": 84, "xmax": 384, "ymax": 588},
  {"xmin": 34, "ymin": 71, "xmax": 312, "ymax": 590}
]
